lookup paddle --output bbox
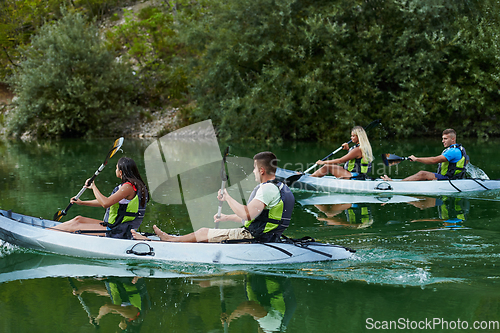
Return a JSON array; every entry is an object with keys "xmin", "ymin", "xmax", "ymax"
[
  {"xmin": 215, "ymin": 147, "xmax": 230, "ymax": 229},
  {"xmin": 53, "ymin": 137, "xmax": 124, "ymax": 222},
  {"xmin": 381, "ymin": 153, "xmax": 412, "ymax": 166},
  {"xmin": 285, "ymin": 119, "xmax": 381, "ymax": 185},
  {"xmin": 220, "ymin": 282, "xmax": 229, "ymax": 333},
  {"xmin": 68, "ymin": 277, "xmax": 99, "ymax": 328}
]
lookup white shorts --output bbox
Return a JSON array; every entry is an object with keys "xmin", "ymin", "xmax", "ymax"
[{"xmin": 206, "ymin": 228, "xmax": 253, "ymax": 243}]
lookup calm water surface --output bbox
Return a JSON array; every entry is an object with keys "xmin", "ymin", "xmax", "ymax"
[{"xmin": 0, "ymin": 136, "xmax": 499, "ymax": 332}]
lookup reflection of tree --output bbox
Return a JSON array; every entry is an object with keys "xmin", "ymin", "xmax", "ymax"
[
  {"xmin": 314, "ymin": 203, "xmax": 374, "ymax": 229},
  {"xmin": 71, "ymin": 276, "xmax": 150, "ymax": 332}
]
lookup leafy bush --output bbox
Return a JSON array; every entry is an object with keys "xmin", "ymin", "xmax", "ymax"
[
  {"xmin": 180, "ymin": 0, "xmax": 500, "ymax": 142},
  {"xmin": 105, "ymin": 1, "xmax": 206, "ymax": 108},
  {"xmin": 7, "ymin": 8, "xmax": 138, "ymax": 138}
]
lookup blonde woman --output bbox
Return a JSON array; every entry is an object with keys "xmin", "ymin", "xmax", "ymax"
[{"xmin": 311, "ymin": 126, "xmax": 374, "ymax": 179}]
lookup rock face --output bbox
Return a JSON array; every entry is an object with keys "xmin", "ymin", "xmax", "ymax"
[
  {"xmin": 0, "ymin": 83, "xmax": 13, "ymax": 104},
  {"xmin": 1, "ymin": 1, "xmax": 186, "ymax": 140},
  {"xmin": 118, "ymin": 107, "xmax": 182, "ymax": 139}
]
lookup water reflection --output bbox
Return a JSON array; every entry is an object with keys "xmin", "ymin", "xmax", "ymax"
[
  {"xmin": 313, "ymin": 203, "xmax": 373, "ymax": 229},
  {"xmin": 405, "ymin": 196, "xmax": 470, "ymax": 230},
  {"xmin": 70, "ymin": 276, "xmax": 150, "ymax": 331},
  {"xmin": 295, "ymin": 192, "xmax": 420, "ymax": 229},
  {"xmin": 0, "ymin": 251, "xmax": 298, "ymax": 333},
  {"xmin": 197, "ymin": 274, "xmax": 296, "ymax": 333},
  {"xmin": 296, "ymin": 192, "xmax": 471, "ymax": 231}
]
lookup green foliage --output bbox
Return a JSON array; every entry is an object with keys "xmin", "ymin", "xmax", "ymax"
[
  {"xmin": 105, "ymin": 1, "xmax": 205, "ymax": 108},
  {"xmin": 0, "ymin": 0, "xmax": 141, "ymax": 81},
  {"xmin": 7, "ymin": 9, "xmax": 138, "ymax": 138},
  {"xmin": 181, "ymin": 0, "xmax": 500, "ymax": 142}
]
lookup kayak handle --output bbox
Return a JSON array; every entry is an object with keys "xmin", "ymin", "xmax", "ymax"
[
  {"xmin": 375, "ymin": 182, "xmax": 393, "ymax": 191},
  {"xmin": 127, "ymin": 243, "xmax": 155, "ymax": 256}
]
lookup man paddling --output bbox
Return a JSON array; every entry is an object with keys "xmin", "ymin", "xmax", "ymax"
[
  {"xmin": 382, "ymin": 129, "xmax": 469, "ymax": 181},
  {"xmin": 132, "ymin": 151, "xmax": 295, "ymax": 243}
]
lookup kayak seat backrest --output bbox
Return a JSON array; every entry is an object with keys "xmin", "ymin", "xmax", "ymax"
[{"xmin": 0, "ymin": 210, "xmax": 13, "ymax": 219}]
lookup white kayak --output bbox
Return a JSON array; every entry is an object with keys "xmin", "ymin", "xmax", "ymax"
[
  {"xmin": 0, "ymin": 209, "xmax": 354, "ymax": 265},
  {"xmin": 276, "ymin": 168, "xmax": 500, "ymax": 195},
  {"xmin": 294, "ymin": 192, "xmax": 421, "ymax": 206}
]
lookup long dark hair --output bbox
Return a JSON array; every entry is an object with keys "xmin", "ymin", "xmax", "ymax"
[{"xmin": 117, "ymin": 157, "xmax": 149, "ymax": 207}]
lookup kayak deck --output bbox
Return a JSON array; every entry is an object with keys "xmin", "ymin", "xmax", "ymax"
[
  {"xmin": 0, "ymin": 209, "xmax": 354, "ymax": 265},
  {"xmin": 276, "ymin": 168, "xmax": 500, "ymax": 195}
]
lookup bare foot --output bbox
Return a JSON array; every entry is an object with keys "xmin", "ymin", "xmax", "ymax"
[
  {"xmin": 130, "ymin": 229, "xmax": 150, "ymax": 240},
  {"xmin": 152, "ymin": 225, "xmax": 177, "ymax": 241},
  {"xmin": 381, "ymin": 175, "xmax": 393, "ymax": 181}
]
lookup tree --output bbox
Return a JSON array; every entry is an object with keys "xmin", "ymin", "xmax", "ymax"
[
  {"xmin": 181, "ymin": 0, "xmax": 500, "ymax": 141},
  {"xmin": 7, "ymin": 8, "xmax": 138, "ymax": 138}
]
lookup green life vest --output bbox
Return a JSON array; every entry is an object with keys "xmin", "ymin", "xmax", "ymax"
[
  {"xmin": 345, "ymin": 205, "xmax": 371, "ymax": 224},
  {"xmin": 437, "ymin": 144, "xmax": 468, "ymax": 179},
  {"xmin": 437, "ymin": 196, "xmax": 469, "ymax": 221},
  {"xmin": 107, "ymin": 195, "xmax": 140, "ymax": 226},
  {"xmin": 243, "ymin": 180, "xmax": 295, "ymax": 242},
  {"xmin": 344, "ymin": 144, "xmax": 371, "ymax": 174},
  {"xmin": 103, "ymin": 182, "xmax": 147, "ymax": 239}
]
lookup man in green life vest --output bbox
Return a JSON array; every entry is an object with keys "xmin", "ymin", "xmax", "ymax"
[
  {"xmin": 132, "ymin": 152, "xmax": 295, "ymax": 243},
  {"xmin": 382, "ymin": 128, "xmax": 469, "ymax": 181}
]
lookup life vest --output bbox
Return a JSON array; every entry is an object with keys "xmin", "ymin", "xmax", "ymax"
[
  {"xmin": 102, "ymin": 182, "xmax": 147, "ymax": 239},
  {"xmin": 437, "ymin": 196, "xmax": 469, "ymax": 221},
  {"xmin": 345, "ymin": 204, "xmax": 371, "ymax": 225},
  {"xmin": 244, "ymin": 180, "xmax": 295, "ymax": 242},
  {"xmin": 244, "ymin": 275, "xmax": 296, "ymax": 331},
  {"xmin": 105, "ymin": 277, "xmax": 151, "ymax": 323},
  {"xmin": 344, "ymin": 144, "xmax": 372, "ymax": 175},
  {"xmin": 437, "ymin": 144, "xmax": 469, "ymax": 179}
]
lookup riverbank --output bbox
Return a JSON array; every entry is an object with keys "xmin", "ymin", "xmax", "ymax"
[{"xmin": 0, "ymin": 83, "xmax": 183, "ymax": 140}]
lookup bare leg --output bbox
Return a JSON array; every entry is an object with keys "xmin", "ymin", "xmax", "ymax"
[
  {"xmin": 131, "ymin": 226, "xmax": 210, "ymax": 243},
  {"xmin": 311, "ymin": 165, "xmax": 352, "ymax": 178},
  {"xmin": 50, "ymin": 216, "xmax": 107, "ymax": 235},
  {"xmin": 403, "ymin": 171, "xmax": 438, "ymax": 181}
]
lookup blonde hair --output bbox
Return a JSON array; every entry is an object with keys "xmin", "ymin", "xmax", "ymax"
[{"xmin": 352, "ymin": 126, "xmax": 373, "ymax": 163}]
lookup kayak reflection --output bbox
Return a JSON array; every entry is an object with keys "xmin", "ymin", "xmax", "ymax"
[{"xmin": 196, "ymin": 274, "xmax": 296, "ymax": 333}]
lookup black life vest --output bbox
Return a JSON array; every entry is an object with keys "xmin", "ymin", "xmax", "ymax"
[{"xmin": 244, "ymin": 179, "xmax": 295, "ymax": 242}]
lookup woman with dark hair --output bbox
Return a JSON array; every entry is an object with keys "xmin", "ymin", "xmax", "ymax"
[{"xmin": 52, "ymin": 157, "xmax": 149, "ymax": 239}]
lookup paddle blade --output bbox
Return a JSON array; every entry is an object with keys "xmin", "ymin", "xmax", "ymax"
[
  {"xmin": 284, "ymin": 173, "xmax": 304, "ymax": 186},
  {"xmin": 53, "ymin": 210, "xmax": 65, "ymax": 221},
  {"xmin": 364, "ymin": 119, "xmax": 381, "ymax": 132},
  {"xmin": 382, "ymin": 153, "xmax": 408, "ymax": 166},
  {"xmin": 109, "ymin": 137, "xmax": 124, "ymax": 159}
]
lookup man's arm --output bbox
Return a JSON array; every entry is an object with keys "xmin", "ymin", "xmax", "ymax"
[
  {"xmin": 222, "ymin": 190, "xmax": 265, "ymax": 221},
  {"xmin": 410, "ymin": 155, "xmax": 447, "ymax": 164}
]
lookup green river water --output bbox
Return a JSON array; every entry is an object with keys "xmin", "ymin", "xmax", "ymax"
[{"xmin": 0, "ymin": 135, "xmax": 499, "ymax": 332}]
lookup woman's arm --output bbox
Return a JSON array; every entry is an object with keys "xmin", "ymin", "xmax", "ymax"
[
  {"xmin": 91, "ymin": 182, "xmax": 136, "ymax": 209},
  {"xmin": 71, "ymin": 198, "xmax": 101, "ymax": 207},
  {"xmin": 318, "ymin": 146, "xmax": 362, "ymax": 165}
]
